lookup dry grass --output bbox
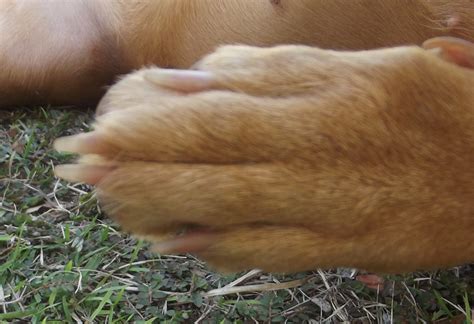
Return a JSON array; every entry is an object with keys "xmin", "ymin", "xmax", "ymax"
[{"xmin": 1, "ymin": 107, "xmax": 472, "ymax": 323}]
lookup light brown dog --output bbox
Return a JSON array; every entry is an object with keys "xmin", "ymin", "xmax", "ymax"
[
  {"xmin": 3, "ymin": 1, "xmax": 474, "ymax": 273},
  {"xmin": 2, "ymin": 0, "xmax": 473, "ymax": 105}
]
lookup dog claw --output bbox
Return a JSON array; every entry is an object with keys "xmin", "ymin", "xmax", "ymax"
[
  {"xmin": 55, "ymin": 164, "xmax": 114, "ymax": 185},
  {"xmin": 54, "ymin": 133, "xmax": 110, "ymax": 155},
  {"xmin": 151, "ymin": 231, "xmax": 215, "ymax": 254},
  {"xmin": 144, "ymin": 69, "xmax": 216, "ymax": 93},
  {"xmin": 423, "ymin": 37, "xmax": 474, "ymax": 69}
]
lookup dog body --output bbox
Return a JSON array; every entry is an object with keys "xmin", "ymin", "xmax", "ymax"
[
  {"xmin": 3, "ymin": 1, "xmax": 474, "ymax": 273},
  {"xmin": 1, "ymin": 0, "xmax": 472, "ymax": 105}
]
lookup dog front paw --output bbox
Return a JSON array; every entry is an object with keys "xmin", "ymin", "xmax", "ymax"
[{"xmin": 55, "ymin": 41, "xmax": 474, "ymax": 273}]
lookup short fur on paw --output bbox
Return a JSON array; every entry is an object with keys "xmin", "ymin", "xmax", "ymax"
[{"xmin": 55, "ymin": 43, "xmax": 474, "ymax": 273}]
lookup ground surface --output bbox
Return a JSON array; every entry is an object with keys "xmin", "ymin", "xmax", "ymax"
[{"xmin": 0, "ymin": 107, "xmax": 473, "ymax": 323}]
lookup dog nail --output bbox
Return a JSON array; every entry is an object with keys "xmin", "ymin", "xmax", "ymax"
[
  {"xmin": 54, "ymin": 133, "xmax": 110, "ymax": 154},
  {"xmin": 423, "ymin": 37, "xmax": 474, "ymax": 69},
  {"xmin": 144, "ymin": 69, "xmax": 216, "ymax": 92},
  {"xmin": 55, "ymin": 164, "xmax": 113, "ymax": 184},
  {"xmin": 426, "ymin": 47, "xmax": 443, "ymax": 56},
  {"xmin": 54, "ymin": 133, "xmax": 94, "ymax": 153},
  {"xmin": 152, "ymin": 233, "xmax": 214, "ymax": 254},
  {"xmin": 151, "ymin": 240, "xmax": 182, "ymax": 254}
]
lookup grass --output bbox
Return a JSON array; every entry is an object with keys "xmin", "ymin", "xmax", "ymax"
[{"xmin": 0, "ymin": 107, "xmax": 473, "ymax": 323}]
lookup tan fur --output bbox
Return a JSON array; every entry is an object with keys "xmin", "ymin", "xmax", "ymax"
[
  {"xmin": 1, "ymin": 0, "xmax": 473, "ymax": 105},
  {"xmin": 79, "ymin": 45, "xmax": 474, "ymax": 273},
  {"xmin": 2, "ymin": 1, "xmax": 474, "ymax": 273}
]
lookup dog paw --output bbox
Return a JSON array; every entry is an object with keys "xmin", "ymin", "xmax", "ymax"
[{"xmin": 55, "ymin": 41, "xmax": 474, "ymax": 273}]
